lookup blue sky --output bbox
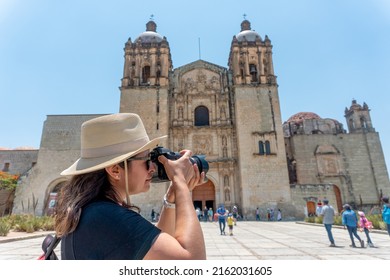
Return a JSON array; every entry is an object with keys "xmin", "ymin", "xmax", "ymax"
[{"xmin": 1, "ymin": 0, "xmax": 389, "ymax": 170}]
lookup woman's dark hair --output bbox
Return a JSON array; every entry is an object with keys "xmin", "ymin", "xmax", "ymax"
[{"xmin": 55, "ymin": 167, "xmax": 139, "ymax": 237}]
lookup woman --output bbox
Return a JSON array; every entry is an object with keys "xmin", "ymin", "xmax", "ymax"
[
  {"xmin": 358, "ymin": 211, "xmax": 374, "ymax": 247},
  {"xmin": 342, "ymin": 204, "xmax": 364, "ymax": 248},
  {"xmin": 55, "ymin": 113, "xmax": 206, "ymax": 260}
]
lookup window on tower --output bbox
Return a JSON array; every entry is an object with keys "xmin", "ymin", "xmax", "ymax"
[
  {"xmin": 265, "ymin": 141, "xmax": 271, "ymax": 155},
  {"xmin": 259, "ymin": 141, "xmax": 265, "ymax": 155},
  {"xmin": 360, "ymin": 117, "xmax": 367, "ymax": 129},
  {"xmin": 194, "ymin": 106, "xmax": 209, "ymax": 126},
  {"xmin": 258, "ymin": 140, "xmax": 271, "ymax": 155},
  {"xmin": 249, "ymin": 64, "xmax": 258, "ymax": 82},
  {"xmin": 2, "ymin": 162, "xmax": 10, "ymax": 172},
  {"xmin": 142, "ymin": 66, "xmax": 151, "ymax": 84}
]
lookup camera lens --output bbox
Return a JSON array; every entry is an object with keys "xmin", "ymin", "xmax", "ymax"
[
  {"xmin": 189, "ymin": 155, "xmax": 209, "ymax": 175},
  {"xmin": 150, "ymin": 147, "xmax": 209, "ymax": 182}
]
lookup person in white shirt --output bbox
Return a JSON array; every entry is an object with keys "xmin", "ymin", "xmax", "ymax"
[{"xmin": 320, "ymin": 199, "xmax": 336, "ymax": 247}]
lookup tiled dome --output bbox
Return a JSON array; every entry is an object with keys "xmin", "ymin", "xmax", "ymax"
[{"xmin": 286, "ymin": 112, "xmax": 321, "ymax": 124}]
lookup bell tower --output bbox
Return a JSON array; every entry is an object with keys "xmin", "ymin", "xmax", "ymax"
[
  {"xmin": 228, "ymin": 20, "xmax": 276, "ymax": 85},
  {"xmin": 344, "ymin": 99, "xmax": 375, "ymax": 133},
  {"xmin": 119, "ymin": 20, "xmax": 172, "ymax": 142},
  {"xmin": 228, "ymin": 20, "xmax": 291, "ymax": 214}
]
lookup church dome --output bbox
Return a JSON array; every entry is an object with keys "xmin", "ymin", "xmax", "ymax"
[
  {"xmin": 135, "ymin": 20, "xmax": 164, "ymax": 43},
  {"xmin": 286, "ymin": 112, "xmax": 321, "ymax": 124},
  {"xmin": 236, "ymin": 20, "xmax": 262, "ymax": 42}
]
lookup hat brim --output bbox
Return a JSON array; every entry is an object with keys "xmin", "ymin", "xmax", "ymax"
[{"xmin": 61, "ymin": 135, "xmax": 167, "ymax": 176}]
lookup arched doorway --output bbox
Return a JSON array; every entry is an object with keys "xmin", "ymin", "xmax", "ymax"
[
  {"xmin": 307, "ymin": 201, "xmax": 316, "ymax": 217},
  {"xmin": 333, "ymin": 185, "xmax": 342, "ymax": 213},
  {"xmin": 192, "ymin": 180, "xmax": 215, "ymax": 212},
  {"xmin": 44, "ymin": 181, "xmax": 66, "ymax": 216}
]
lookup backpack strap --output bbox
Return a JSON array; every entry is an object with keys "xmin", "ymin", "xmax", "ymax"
[{"xmin": 42, "ymin": 234, "xmax": 61, "ymax": 260}]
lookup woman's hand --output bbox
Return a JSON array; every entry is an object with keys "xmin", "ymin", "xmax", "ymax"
[
  {"xmin": 158, "ymin": 149, "xmax": 203, "ymax": 186},
  {"xmin": 187, "ymin": 162, "xmax": 205, "ymax": 192}
]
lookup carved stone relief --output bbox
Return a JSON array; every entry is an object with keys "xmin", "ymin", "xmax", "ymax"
[
  {"xmin": 181, "ymin": 69, "xmax": 221, "ymax": 95},
  {"xmin": 193, "ymin": 135, "xmax": 212, "ymax": 155}
]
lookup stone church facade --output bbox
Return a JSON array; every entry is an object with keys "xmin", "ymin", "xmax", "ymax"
[{"xmin": 6, "ymin": 20, "xmax": 390, "ymax": 220}]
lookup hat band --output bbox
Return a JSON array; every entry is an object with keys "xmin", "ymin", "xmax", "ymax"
[{"xmin": 81, "ymin": 136, "xmax": 149, "ymax": 158}]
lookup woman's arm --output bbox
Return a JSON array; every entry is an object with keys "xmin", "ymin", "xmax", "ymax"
[{"xmin": 144, "ymin": 150, "xmax": 206, "ymax": 260}]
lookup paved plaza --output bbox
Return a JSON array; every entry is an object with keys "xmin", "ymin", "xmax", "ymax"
[{"xmin": 1, "ymin": 221, "xmax": 390, "ymax": 260}]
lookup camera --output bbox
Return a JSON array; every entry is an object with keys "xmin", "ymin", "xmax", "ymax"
[{"xmin": 150, "ymin": 146, "xmax": 209, "ymax": 182}]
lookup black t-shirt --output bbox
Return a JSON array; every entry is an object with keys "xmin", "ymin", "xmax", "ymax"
[{"xmin": 61, "ymin": 200, "xmax": 161, "ymax": 260}]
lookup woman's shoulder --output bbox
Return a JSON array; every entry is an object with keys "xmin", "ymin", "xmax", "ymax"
[{"xmin": 83, "ymin": 200, "xmax": 138, "ymax": 216}]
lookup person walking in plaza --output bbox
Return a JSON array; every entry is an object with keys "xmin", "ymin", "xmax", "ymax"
[
  {"xmin": 316, "ymin": 201, "xmax": 323, "ymax": 216},
  {"xmin": 232, "ymin": 205, "xmax": 238, "ymax": 225},
  {"xmin": 208, "ymin": 207, "xmax": 213, "ymax": 222},
  {"xmin": 277, "ymin": 209, "xmax": 282, "ymax": 221},
  {"xmin": 217, "ymin": 205, "xmax": 227, "ymax": 235},
  {"xmin": 203, "ymin": 206, "xmax": 208, "ymax": 222},
  {"xmin": 256, "ymin": 207, "xmax": 260, "ymax": 221},
  {"xmin": 382, "ymin": 196, "xmax": 390, "ymax": 236},
  {"xmin": 342, "ymin": 204, "xmax": 364, "ymax": 248},
  {"xmin": 55, "ymin": 113, "xmax": 206, "ymax": 260},
  {"xmin": 358, "ymin": 211, "xmax": 374, "ymax": 247},
  {"xmin": 319, "ymin": 199, "xmax": 336, "ymax": 247},
  {"xmin": 227, "ymin": 213, "xmax": 234, "ymax": 236}
]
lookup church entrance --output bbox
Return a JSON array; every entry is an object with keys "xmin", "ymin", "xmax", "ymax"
[
  {"xmin": 307, "ymin": 201, "xmax": 316, "ymax": 217},
  {"xmin": 192, "ymin": 180, "xmax": 215, "ymax": 212},
  {"xmin": 44, "ymin": 181, "xmax": 66, "ymax": 216}
]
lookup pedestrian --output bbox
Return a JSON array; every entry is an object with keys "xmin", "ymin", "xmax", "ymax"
[
  {"xmin": 270, "ymin": 208, "xmax": 274, "ymax": 221},
  {"xmin": 382, "ymin": 196, "xmax": 390, "ymax": 236},
  {"xmin": 55, "ymin": 113, "xmax": 206, "ymax": 260},
  {"xmin": 232, "ymin": 205, "xmax": 238, "ymax": 225},
  {"xmin": 320, "ymin": 199, "xmax": 336, "ymax": 247},
  {"xmin": 256, "ymin": 207, "xmax": 260, "ymax": 221},
  {"xmin": 316, "ymin": 201, "xmax": 323, "ymax": 216},
  {"xmin": 151, "ymin": 209, "xmax": 156, "ymax": 222},
  {"xmin": 277, "ymin": 209, "xmax": 282, "ymax": 221},
  {"xmin": 203, "ymin": 206, "xmax": 208, "ymax": 222},
  {"xmin": 358, "ymin": 211, "xmax": 374, "ymax": 247},
  {"xmin": 208, "ymin": 207, "xmax": 213, "ymax": 222},
  {"xmin": 196, "ymin": 207, "xmax": 202, "ymax": 221},
  {"xmin": 217, "ymin": 205, "xmax": 227, "ymax": 235},
  {"xmin": 267, "ymin": 208, "xmax": 271, "ymax": 221},
  {"xmin": 227, "ymin": 213, "xmax": 234, "ymax": 236},
  {"xmin": 342, "ymin": 204, "xmax": 364, "ymax": 248}
]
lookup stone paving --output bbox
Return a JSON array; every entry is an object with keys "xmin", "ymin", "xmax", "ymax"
[{"xmin": 1, "ymin": 221, "xmax": 389, "ymax": 260}]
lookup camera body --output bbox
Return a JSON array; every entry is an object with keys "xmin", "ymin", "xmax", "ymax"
[{"xmin": 150, "ymin": 146, "xmax": 209, "ymax": 182}]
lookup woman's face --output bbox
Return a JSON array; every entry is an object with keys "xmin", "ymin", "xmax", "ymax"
[{"xmin": 121, "ymin": 150, "xmax": 156, "ymax": 196}]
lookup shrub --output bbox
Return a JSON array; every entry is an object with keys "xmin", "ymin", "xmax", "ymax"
[
  {"xmin": 315, "ymin": 216, "xmax": 323, "ymax": 224},
  {"xmin": 0, "ymin": 214, "xmax": 55, "ymax": 236},
  {"xmin": 304, "ymin": 216, "xmax": 316, "ymax": 223},
  {"xmin": 0, "ymin": 217, "xmax": 11, "ymax": 236},
  {"xmin": 0, "ymin": 172, "xmax": 19, "ymax": 191}
]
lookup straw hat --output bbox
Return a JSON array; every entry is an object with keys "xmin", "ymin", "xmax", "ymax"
[{"xmin": 61, "ymin": 113, "xmax": 167, "ymax": 176}]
